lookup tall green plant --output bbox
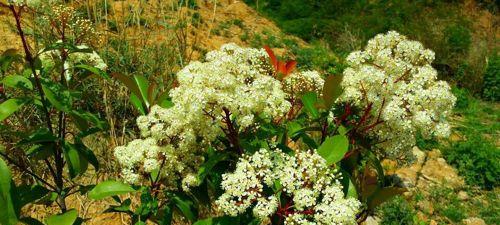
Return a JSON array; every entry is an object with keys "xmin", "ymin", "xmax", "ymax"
[{"xmin": 0, "ymin": 3, "xmax": 108, "ymax": 224}]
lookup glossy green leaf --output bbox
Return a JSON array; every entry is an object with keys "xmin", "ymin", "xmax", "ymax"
[
  {"xmin": 73, "ymin": 64, "xmax": 109, "ymax": 79},
  {"xmin": 17, "ymin": 128, "xmax": 56, "ymax": 146},
  {"xmin": 63, "ymin": 142, "xmax": 89, "ymax": 178},
  {"xmin": 111, "ymin": 73, "xmax": 142, "ymax": 99},
  {"xmin": 0, "ymin": 98, "xmax": 28, "ymax": 122},
  {"xmin": 156, "ymin": 92, "xmax": 174, "ymax": 109},
  {"xmin": 45, "ymin": 209, "xmax": 77, "ymax": 225},
  {"xmin": 134, "ymin": 75, "xmax": 150, "ymax": 108},
  {"xmin": 130, "ymin": 93, "xmax": 146, "ymax": 115},
  {"xmin": 317, "ymin": 134, "xmax": 349, "ymax": 165},
  {"xmin": 74, "ymin": 139, "xmax": 99, "ymax": 171},
  {"xmin": 41, "ymin": 84, "xmax": 71, "ymax": 112},
  {"xmin": 16, "ymin": 184, "xmax": 50, "ymax": 207},
  {"xmin": 301, "ymin": 92, "xmax": 319, "ymax": 119},
  {"xmin": 172, "ymin": 194, "xmax": 197, "ymax": 222},
  {"xmin": 88, "ymin": 180, "xmax": 135, "ymax": 200},
  {"xmin": 25, "ymin": 145, "xmax": 53, "ymax": 161},
  {"xmin": 193, "ymin": 216, "xmax": 239, "ymax": 225},
  {"xmin": 1, "ymin": 75, "xmax": 33, "ymax": 90},
  {"xmin": 18, "ymin": 217, "xmax": 44, "ymax": 225},
  {"xmin": 197, "ymin": 152, "xmax": 229, "ymax": 181},
  {"xmin": 322, "ymin": 75, "xmax": 343, "ymax": 108},
  {"xmin": 0, "ymin": 158, "xmax": 18, "ymax": 225}
]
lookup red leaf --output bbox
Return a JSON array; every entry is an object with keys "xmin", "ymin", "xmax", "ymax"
[
  {"xmin": 284, "ymin": 60, "xmax": 297, "ymax": 76},
  {"xmin": 264, "ymin": 45, "xmax": 278, "ymax": 70}
]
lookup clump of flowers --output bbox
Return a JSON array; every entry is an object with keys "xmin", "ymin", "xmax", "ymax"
[
  {"xmin": 339, "ymin": 31, "xmax": 456, "ymax": 159},
  {"xmin": 216, "ymin": 148, "xmax": 360, "ymax": 225},
  {"xmin": 283, "ymin": 70, "xmax": 325, "ymax": 98},
  {"xmin": 39, "ymin": 44, "xmax": 107, "ymax": 80},
  {"xmin": 115, "ymin": 44, "xmax": 294, "ymax": 189}
]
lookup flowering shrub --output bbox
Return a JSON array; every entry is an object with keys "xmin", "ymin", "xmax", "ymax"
[
  {"xmin": 103, "ymin": 32, "xmax": 456, "ymax": 224},
  {"xmin": 216, "ymin": 148, "xmax": 360, "ymax": 224},
  {"xmin": 114, "ymin": 44, "xmax": 293, "ymax": 189},
  {"xmin": 339, "ymin": 31, "xmax": 456, "ymax": 160}
]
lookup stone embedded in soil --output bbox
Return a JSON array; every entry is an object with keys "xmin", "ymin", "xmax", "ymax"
[
  {"xmin": 361, "ymin": 216, "xmax": 380, "ymax": 225},
  {"xmin": 417, "ymin": 200, "xmax": 434, "ymax": 215},
  {"xmin": 458, "ymin": 191, "xmax": 469, "ymax": 201},
  {"xmin": 462, "ymin": 217, "xmax": 487, "ymax": 225},
  {"xmin": 427, "ymin": 149, "xmax": 442, "ymax": 159},
  {"xmin": 390, "ymin": 147, "xmax": 425, "ymax": 188},
  {"xmin": 418, "ymin": 157, "xmax": 465, "ymax": 189}
]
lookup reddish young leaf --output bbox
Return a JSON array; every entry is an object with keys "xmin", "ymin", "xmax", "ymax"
[
  {"xmin": 264, "ymin": 45, "xmax": 278, "ymax": 70},
  {"xmin": 284, "ymin": 60, "xmax": 297, "ymax": 76}
]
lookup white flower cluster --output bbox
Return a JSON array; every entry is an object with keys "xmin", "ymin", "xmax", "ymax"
[
  {"xmin": 339, "ymin": 31, "xmax": 456, "ymax": 159},
  {"xmin": 283, "ymin": 70, "xmax": 325, "ymax": 97},
  {"xmin": 39, "ymin": 44, "xmax": 107, "ymax": 81},
  {"xmin": 115, "ymin": 44, "xmax": 292, "ymax": 189},
  {"xmin": 216, "ymin": 149, "xmax": 360, "ymax": 225}
]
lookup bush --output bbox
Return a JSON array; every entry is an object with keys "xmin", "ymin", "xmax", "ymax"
[
  {"xmin": 443, "ymin": 135, "xmax": 500, "ymax": 190},
  {"xmin": 452, "ymin": 86, "xmax": 471, "ymax": 110},
  {"xmin": 444, "ymin": 24, "xmax": 472, "ymax": 55},
  {"xmin": 482, "ymin": 53, "xmax": 500, "ymax": 101},
  {"xmin": 377, "ymin": 196, "xmax": 417, "ymax": 225}
]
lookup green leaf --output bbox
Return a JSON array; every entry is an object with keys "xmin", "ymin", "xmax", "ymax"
[
  {"xmin": 45, "ymin": 209, "xmax": 78, "ymax": 225},
  {"xmin": 1, "ymin": 75, "xmax": 33, "ymax": 90},
  {"xmin": 130, "ymin": 93, "xmax": 146, "ymax": 115},
  {"xmin": 301, "ymin": 92, "xmax": 319, "ymax": 119},
  {"xmin": 25, "ymin": 144, "xmax": 54, "ymax": 160},
  {"xmin": 17, "ymin": 128, "xmax": 56, "ymax": 146},
  {"xmin": 41, "ymin": 83, "xmax": 71, "ymax": 112},
  {"xmin": 197, "ymin": 152, "xmax": 229, "ymax": 181},
  {"xmin": 156, "ymin": 92, "xmax": 174, "ymax": 109},
  {"xmin": 0, "ymin": 98, "xmax": 28, "ymax": 122},
  {"xmin": 88, "ymin": 180, "xmax": 136, "ymax": 200},
  {"xmin": 16, "ymin": 184, "xmax": 50, "ymax": 207},
  {"xmin": 73, "ymin": 64, "xmax": 109, "ymax": 79},
  {"xmin": 0, "ymin": 49, "xmax": 22, "ymax": 72},
  {"xmin": 104, "ymin": 198, "xmax": 132, "ymax": 213},
  {"xmin": 157, "ymin": 204, "xmax": 173, "ymax": 225},
  {"xmin": 193, "ymin": 216, "xmax": 239, "ymax": 225},
  {"xmin": 0, "ymin": 158, "xmax": 18, "ymax": 225},
  {"xmin": 111, "ymin": 73, "xmax": 142, "ymax": 103},
  {"xmin": 341, "ymin": 172, "xmax": 357, "ymax": 199},
  {"xmin": 69, "ymin": 110, "xmax": 108, "ymax": 132},
  {"xmin": 317, "ymin": 134, "xmax": 349, "ymax": 165},
  {"xmin": 74, "ymin": 139, "xmax": 99, "ymax": 171},
  {"xmin": 322, "ymin": 75, "xmax": 343, "ymax": 108},
  {"xmin": 62, "ymin": 142, "xmax": 89, "ymax": 179},
  {"xmin": 172, "ymin": 194, "xmax": 197, "ymax": 222},
  {"xmin": 18, "ymin": 217, "xmax": 44, "ymax": 225},
  {"xmin": 134, "ymin": 75, "xmax": 150, "ymax": 108}
]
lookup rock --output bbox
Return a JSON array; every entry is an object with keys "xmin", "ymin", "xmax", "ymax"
[
  {"xmin": 418, "ymin": 157, "xmax": 465, "ymax": 189},
  {"xmin": 462, "ymin": 217, "xmax": 486, "ymax": 225},
  {"xmin": 427, "ymin": 149, "xmax": 442, "ymax": 159},
  {"xmin": 390, "ymin": 147, "xmax": 427, "ymax": 188},
  {"xmin": 416, "ymin": 211, "xmax": 429, "ymax": 222},
  {"xmin": 430, "ymin": 220, "xmax": 438, "ymax": 225},
  {"xmin": 362, "ymin": 216, "xmax": 380, "ymax": 225},
  {"xmin": 416, "ymin": 200, "xmax": 434, "ymax": 215},
  {"xmin": 458, "ymin": 191, "xmax": 469, "ymax": 201},
  {"xmin": 412, "ymin": 146, "xmax": 426, "ymax": 166}
]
